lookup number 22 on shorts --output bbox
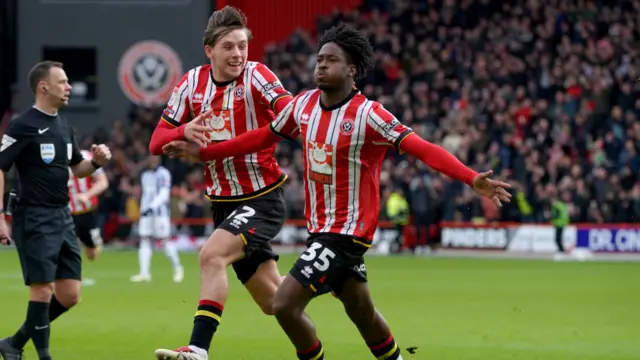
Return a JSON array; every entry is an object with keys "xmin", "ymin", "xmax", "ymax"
[{"xmin": 300, "ymin": 242, "xmax": 336, "ymax": 276}]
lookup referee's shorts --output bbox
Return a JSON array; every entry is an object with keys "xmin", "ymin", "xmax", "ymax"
[{"xmin": 12, "ymin": 205, "xmax": 82, "ymax": 286}]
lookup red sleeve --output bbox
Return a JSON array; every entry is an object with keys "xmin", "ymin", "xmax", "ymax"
[
  {"xmin": 149, "ymin": 120, "xmax": 186, "ymax": 155},
  {"xmin": 272, "ymin": 94, "xmax": 293, "ymax": 114},
  {"xmin": 200, "ymin": 126, "xmax": 281, "ymax": 161},
  {"xmin": 400, "ymin": 134, "xmax": 478, "ymax": 187}
]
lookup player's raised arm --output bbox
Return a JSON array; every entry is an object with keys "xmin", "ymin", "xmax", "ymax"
[
  {"xmin": 368, "ymin": 103, "xmax": 512, "ymax": 207},
  {"xmin": 164, "ymin": 98, "xmax": 300, "ymax": 161},
  {"xmin": 148, "ymin": 73, "xmax": 213, "ymax": 154}
]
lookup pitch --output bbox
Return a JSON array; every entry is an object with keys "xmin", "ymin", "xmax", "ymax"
[{"xmin": 0, "ymin": 250, "xmax": 637, "ymax": 359}]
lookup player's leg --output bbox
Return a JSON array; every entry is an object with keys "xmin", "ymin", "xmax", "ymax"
[
  {"xmin": 273, "ymin": 237, "xmax": 346, "ymax": 360},
  {"xmin": 339, "ymin": 275, "xmax": 403, "ymax": 360},
  {"xmin": 131, "ymin": 215, "xmax": 154, "ymax": 282},
  {"xmin": 155, "ymin": 228, "xmax": 245, "ymax": 360},
  {"xmin": 236, "ymin": 257, "xmax": 280, "ymax": 315},
  {"xmin": 157, "ymin": 216, "xmax": 183, "ymax": 282}
]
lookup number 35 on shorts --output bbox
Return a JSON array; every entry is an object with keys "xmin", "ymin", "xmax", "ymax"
[{"xmin": 297, "ymin": 242, "xmax": 336, "ymax": 279}]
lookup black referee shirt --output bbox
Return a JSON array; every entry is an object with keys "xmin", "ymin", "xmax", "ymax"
[{"xmin": 0, "ymin": 107, "xmax": 84, "ymax": 207}]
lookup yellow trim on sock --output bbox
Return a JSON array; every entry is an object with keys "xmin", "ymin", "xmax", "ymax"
[{"xmin": 195, "ymin": 310, "xmax": 221, "ymax": 322}]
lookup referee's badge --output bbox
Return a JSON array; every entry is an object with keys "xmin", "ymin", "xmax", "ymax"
[{"xmin": 40, "ymin": 143, "xmax": 55, "ymax": 164}]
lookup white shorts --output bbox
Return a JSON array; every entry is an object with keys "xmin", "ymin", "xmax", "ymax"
[{"xmin": 138, "ymin": 215, "xmax": 171, "ymax": 239}]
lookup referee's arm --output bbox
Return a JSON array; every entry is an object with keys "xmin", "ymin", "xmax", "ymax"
[{"xmin": 0, "ymin": 121, "xmax": 30, "ymax": 209}]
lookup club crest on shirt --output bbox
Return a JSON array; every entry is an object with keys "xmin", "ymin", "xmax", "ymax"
[
  {"xmin": 308, "ymin": 141, "xmax": 333, "ymax": 185},
  {"xmin": 234, "ymin": 85, "xmax": 244, "ymax": 101},
  {"xmin": 206, "ymin": 110, "xmax": 232, "ymax": 141},
  {"xmin": 40, "ymin": 143, "xmax": 55, "ymax": 164},
  {"xmin": 340, "ymin": 118, "xmax": 355, "ymax": 136}
]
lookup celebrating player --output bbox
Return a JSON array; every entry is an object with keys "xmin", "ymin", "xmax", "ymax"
[
  {"xmin": 151, "ymin": 6, "xmax": 313, "ymax": 360},
  {"xmin": 130, "ymin": 154, "xmax": 183, "ymax": 283},
  {"xmin": 163, "ymin": 25, "xmax": 512, "ymax": 360},
  {"xmin": 68, "ymin": 149, "xmax": 109, "ymax": 262}
]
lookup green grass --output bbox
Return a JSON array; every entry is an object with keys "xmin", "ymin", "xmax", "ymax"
[{"xmin": 0, "ymin": 250, "xmax": 638, "ymax": 359}]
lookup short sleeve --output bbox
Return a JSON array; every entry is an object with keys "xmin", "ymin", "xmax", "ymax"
[
  {"xmin": 251, "ymin": 63, "xmax": 291, "ymax": 112},
  {"xmin": 269, "ymin": 100, "xmax": 299, "ymax": 140},
  {"xmin": 161, "ymin": 73, "xmax": 192, "ymax": 127},
  {"xmin": 0, "ymin": 120, "xmax": 29, "ymax": 171},
  {"xmin": 69, "ymin": 130, "xmax": 84, "ymax": 166},
  {"xmin": 366, "ymin": 103, "xmax": 413, "ymax": 153}
]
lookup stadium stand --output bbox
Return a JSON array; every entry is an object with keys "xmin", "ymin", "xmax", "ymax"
[{"xmin": 5, "ymin": 0, "xmax": 639, "ymax": 247}]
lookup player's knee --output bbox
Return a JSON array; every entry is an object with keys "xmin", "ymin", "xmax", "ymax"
[
  {"xmin": 272, "ymin": 293, "xmax": 296, "ymax": 318},
  {"xmin": 258, "ymin": 299, "xmax": 275, "ymax": 315},
  {"xmin": 198, "ymin": 248, "xmax": 227, "ymax": 271}
]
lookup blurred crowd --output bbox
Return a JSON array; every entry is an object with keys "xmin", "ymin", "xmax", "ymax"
[{"xmin": 6, "ymin": 0, "xmax": 639, "ymax": 243}]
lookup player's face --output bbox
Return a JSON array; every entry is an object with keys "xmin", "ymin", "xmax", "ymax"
[
  {"xmin": 206, "ymin": 29, "xmax": 248, "ymax": 81},
  {"xmin": 42, "ymin": 67, "xmax": 71, "ymax": 107},
  {"xmin": 315, "ymin": 42, "xmax": 356, "ymax": 92}
]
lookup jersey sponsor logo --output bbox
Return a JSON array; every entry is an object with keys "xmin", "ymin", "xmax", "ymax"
[
  {"xmin": 67, "ymin": 143, "xmax": 72, "ymax": 160},
  {"xmin": 340, "ymin": 118, "xmax": 355, "ymax": 136},
  {"xmin": 308, "ymin": 141, "xmax": 333, "ymax": 185},
  {"xmin": 40, "ymin": 143, "xmax": 55, "ymax": 164},
  {"xmin": 118, "ymin": 40, "xmax": 183, "ymax": 106},
  {"xmin": 206, "ymin": 110, "xmax": 232, "ymax": 141},
  {"xmin": 38, "ymin": 127, "xmax": 49, "ymax": 134},
  {"xmin": 234, "ymin": 85, "xmax": 244, "ymax": 101},
  {"xmin": 0, "ymin": 135, "xmax": 16, "ymax": 152}
]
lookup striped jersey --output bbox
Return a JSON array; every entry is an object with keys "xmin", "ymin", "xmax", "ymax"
[
  {"xmin": 67, "ymin": 150, "xmax": 104, "ymax": 214},
  {"xmin": 161, "ymin": 62, "xmax": 290, "ymax": 201},
  {"xmin": 140, "ymin": 165, "xmax": 172, "ymax": 217},
  {"xmin": 270, "ymin": 89, "xmax": 413, "ymax": 244}
]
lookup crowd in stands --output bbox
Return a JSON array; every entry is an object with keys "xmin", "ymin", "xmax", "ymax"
[{"xmin": 5, "ymin": 0, "xmax": 639, "ymax": 243}]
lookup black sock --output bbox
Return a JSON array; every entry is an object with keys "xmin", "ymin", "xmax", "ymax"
[
  {"xmin": 25, "ymin": 301, "xmax": 51, "ymax": 360},
  {"xmin": 11, "ymin": 295, "xmax": 69, "ymax": 350},
  {"xmin": 368, "ymin": 333, "xmax": 401, "ymax": 359},
  {"xmin": 297, "ymin": 339, "xmax": 324, "ymax": 360},
  {"xmin": 189, "ymin": 300, "xmax": 223, "ymax": 352},
  {"xmin": 555, "ymin": 228, "xmax": 565, "ymax": 252}
]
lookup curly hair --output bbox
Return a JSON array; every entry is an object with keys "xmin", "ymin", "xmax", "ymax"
[{"xmin": 318, "ymin": 24, "xmax": 374, "ymax": 79}]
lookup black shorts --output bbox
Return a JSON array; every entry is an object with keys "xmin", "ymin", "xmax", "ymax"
[
  {"xmin": 73, "ymin": 210, "xmax": 102, "ymax": 248},
  {"xmin": 12, "ymin": 205, "xmax": 82, "ymax": 286},
  {"xmin": 211, "ymin": 187, "xmax": 285, "ymax": 284},
  {"xmin": 290, "ymin": 233, "xmax": 369, "ymax": 296}
]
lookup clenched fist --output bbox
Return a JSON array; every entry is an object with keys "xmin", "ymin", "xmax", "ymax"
[{"xmin": 91, "ymin": 144, "xmax": 112, "ymax": 166}]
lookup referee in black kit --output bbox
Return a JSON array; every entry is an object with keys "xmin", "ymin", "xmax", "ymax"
[{"xmin": 0, "ymin": 61, "xmax": 111, "ymax": 360}]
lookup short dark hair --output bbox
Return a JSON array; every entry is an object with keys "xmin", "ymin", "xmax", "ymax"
[
  {"xmin": 28, "ymin": 61, "xmax": 63, "ymax": 94},
  {"xmin": 318, "ymin": 24, "xmax": 374, "ymax": 80},
  {"xmin": 203, "ymin": 6, "xmax": 253, "ymax": 47}
]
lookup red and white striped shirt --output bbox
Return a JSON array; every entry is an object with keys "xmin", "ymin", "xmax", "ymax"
[
  {"xmin": 68, "ymin": 150, "xmax": 104, "ymax": 214},
  {"xmin": 161, "ymin": 62, "xmax": 290, "ymax": 201},
  {"xmin": 270, "ymin": 89, "xmax": 413, "ymax": 244}
]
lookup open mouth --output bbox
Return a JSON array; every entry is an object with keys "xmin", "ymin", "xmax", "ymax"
[{"xmin": 228, "ymin": 62, "xmax": 243, "ymax": 69}]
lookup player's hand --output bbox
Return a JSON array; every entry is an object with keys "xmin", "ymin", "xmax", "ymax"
[
  {"xmin": 472, "ymin": 170, "xmax": 512, "ymax": 207},
  {"xmin": 0, "ymin": 216, "xmax": 11, "ymax": 246},
  {"xmin": 162, "ymin": 140, "xmax": 202, "ymax": 160},
  {"xmin": 91, "ymin": 144, "xmax": 112, "ymax": 166},
  {"xmin": 85, "ymin": 245, "xmax": 102, "ymax": 261},
  {"xmin": 184, "ymin": 109, "xmax": 214, "ymax": 147},
  {"xmin": 76, "ymin": 193, "xmax": 90, "ymax": 204}
]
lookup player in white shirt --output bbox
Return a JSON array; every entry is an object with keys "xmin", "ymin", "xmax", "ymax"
[{"xmin": 130, "ymin": 155, "xmax": 184, "ymax": 283}]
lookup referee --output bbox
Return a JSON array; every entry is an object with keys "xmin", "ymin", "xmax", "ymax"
[{"xmin": 0, "ymin": 61, "xmax": 111, "ymax": 360}]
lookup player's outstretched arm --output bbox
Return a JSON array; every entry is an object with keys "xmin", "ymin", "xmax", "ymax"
[
  {"xmin": 400, "ymin": 134, "xmax": 512, "ymax": 207},
  {"xmin": 163, "ymin": 125, "xmax": 282, "ymax": 161},
  {"xmin": 149, "ymin": 109, "xmax": 213, "ymax": 155}
]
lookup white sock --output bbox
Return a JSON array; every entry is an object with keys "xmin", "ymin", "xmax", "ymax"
[
  {"xmin": 163, "ymin": 239, "xmax": 181, "ymax": 269},
  {"xmin": 139, "ymin": 238, "xmax": 153, "ymax": 277},
  {"xmin": 188, "ymin": 345, "xmax": 207, "ymax": 357}
]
